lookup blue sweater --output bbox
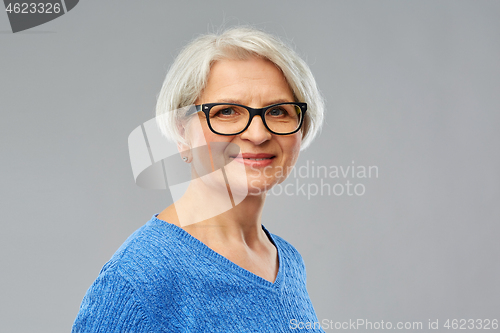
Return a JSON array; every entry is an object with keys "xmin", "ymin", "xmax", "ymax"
[{"xmin": 72, "ymin": 215, "xmax": 324, "ymax": 332}]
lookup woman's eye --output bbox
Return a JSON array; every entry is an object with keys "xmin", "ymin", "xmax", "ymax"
[
  {"xmin": 217, "ymin": 108, "xmax": 236, "ymax": 116},
  {"xmin": 268, "ymin": 108, "xmax": 285, "ymax": 116}
]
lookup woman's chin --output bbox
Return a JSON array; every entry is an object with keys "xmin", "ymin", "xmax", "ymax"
[{"xmin": 246, "ymin": 179, "xmax": 278, "ymax": 196}]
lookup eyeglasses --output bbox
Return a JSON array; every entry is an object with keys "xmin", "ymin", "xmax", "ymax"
[{"xmin": 191, "ymin": 102, "xmax": 307, "ymax": 136}]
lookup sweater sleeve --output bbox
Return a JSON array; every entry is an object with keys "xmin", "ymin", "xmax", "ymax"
[{"xmin": 72, "ymin": 269, "xmax": 152, "ymax": 333}]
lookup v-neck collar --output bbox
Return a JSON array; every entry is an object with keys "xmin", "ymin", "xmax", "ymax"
[{"xmin": 148, "ymin": 214, "xmax": 285, "ymax": 293}]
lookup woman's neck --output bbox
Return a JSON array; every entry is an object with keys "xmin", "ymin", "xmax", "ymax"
[
  {"xmin": 157, "ymin": 184, "xmax": 279, "ymax": 283},
  {"xmin": 158, "ymin": 184, "xmax": 269, "ymax": 247}
]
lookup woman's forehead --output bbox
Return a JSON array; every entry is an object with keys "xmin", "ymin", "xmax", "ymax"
[{"xmin": 199, "ymin": 58, "xmax": 294, "ymax": 105}]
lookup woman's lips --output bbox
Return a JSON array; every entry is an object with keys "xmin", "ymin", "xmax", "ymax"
[{"xmin": 229, "ymin": 153, "xmax": 276, "ymax": 167}]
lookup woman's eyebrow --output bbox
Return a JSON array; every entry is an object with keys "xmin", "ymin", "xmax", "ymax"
[
  {"xmin": 212, "ymin": 98, "xmax": 294, "ymax": 105},
  {"xmin": 213, "ymin": 98, "xmax": 241, "ymax": 104},
  {"xmin": 267, "ymin": 99, "xmax": 294, "ymax": 105}
]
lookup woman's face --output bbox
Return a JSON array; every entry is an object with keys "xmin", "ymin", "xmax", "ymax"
[{"xmin": 185, "ymin": 56, "xmax": 302, "ymax": 196}]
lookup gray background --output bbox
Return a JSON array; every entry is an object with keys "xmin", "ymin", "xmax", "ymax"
[{"xmin": 1, "ymin": 1, "xmax": 499, "ymax": 332}]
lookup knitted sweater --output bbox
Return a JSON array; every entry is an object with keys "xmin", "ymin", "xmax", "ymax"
[{"xmin": 72, "ymin": 215, "xmax": 324, "ymax": 332}]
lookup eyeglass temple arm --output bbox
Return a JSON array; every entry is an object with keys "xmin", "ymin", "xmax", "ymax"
[{"xmin": 182, "ymin": 105, "xmax": 202, "ymax": 117}]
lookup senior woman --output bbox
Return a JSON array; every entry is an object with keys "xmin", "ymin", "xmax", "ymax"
[{"xmin": 72, "ymin": 27, "xmax": 325, "ymax": 332}]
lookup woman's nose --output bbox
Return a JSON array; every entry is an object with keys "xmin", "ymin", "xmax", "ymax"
[{"xmin": 239, "ymin": 115, "xmax": 272, "ymax": 145}]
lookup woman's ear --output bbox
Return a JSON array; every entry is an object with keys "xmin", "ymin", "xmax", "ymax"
[{"xmin": 176, "ymin": 121, "xmax": 192, "ymax": 162}]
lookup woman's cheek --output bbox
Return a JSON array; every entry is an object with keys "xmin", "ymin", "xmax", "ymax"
[{"xmin": 284, "ymin": 135, "xmax": 302, "ymax": 165}]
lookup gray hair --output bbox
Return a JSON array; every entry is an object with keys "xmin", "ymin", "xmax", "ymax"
[{"xmin": 155, "ymin": 27, "xmax": 324, "ymax": 150}]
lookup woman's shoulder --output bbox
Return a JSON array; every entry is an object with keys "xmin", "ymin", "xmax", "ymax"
[{"xmin": 99, "ymin": 215, "xmax": 189, "ymax": 284}]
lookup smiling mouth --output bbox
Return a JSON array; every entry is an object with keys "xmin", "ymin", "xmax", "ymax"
[
  {"xmin": 242, "ymin": 157, "xmax": 272, "ymax": 161},
  {"xmin": 229, "ymin": 153, "xmax": 276, "ymax": 160}
]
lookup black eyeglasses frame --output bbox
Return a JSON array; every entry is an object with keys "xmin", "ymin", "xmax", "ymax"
[{"xmin": 191, "ymin": 102, "xmax": 307, "ymax": 136}]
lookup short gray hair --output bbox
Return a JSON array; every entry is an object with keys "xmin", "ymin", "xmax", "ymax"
[{"xmin": 155, "ymin": 27, "xmax": 324, "ymax": 150}]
